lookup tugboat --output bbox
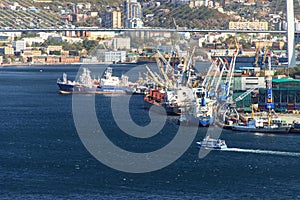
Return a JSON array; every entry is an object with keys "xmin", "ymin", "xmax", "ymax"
[{"xmin": 196, "ymin": 136, "xmax": 227, "ymax": 150}]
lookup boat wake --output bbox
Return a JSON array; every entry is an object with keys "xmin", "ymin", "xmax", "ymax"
[{"xmin": 222, "ymin": 148, "xmax": 300, "ymax": 157}]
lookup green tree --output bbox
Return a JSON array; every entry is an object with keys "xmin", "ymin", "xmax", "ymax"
[{"xmin": 82, "ymin": 39, "xmax": 98, "ymax": 53}]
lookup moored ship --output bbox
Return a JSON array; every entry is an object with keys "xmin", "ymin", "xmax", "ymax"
[
  {"xmin": 232, "ymin": 117, "xmax": 291, "ymax": 134},
  {"xmin": 144, "ymin": 89, "xmax": 181, "ymax": 115},
  {"xmin": 178, "ymin": 87, "xmax": 215, "ymax": 126},
  {"xmin": 57, "ymin": 67, "xmax": 134, "ymax": 94}
]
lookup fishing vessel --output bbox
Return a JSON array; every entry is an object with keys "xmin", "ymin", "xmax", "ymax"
[
  {"xmin": 196, "ymin": 136, "xmax": 227, "ymax": 150},
  {"xmin": 57, "ymin": 67, "xmax": 134, "ymax": 94}
]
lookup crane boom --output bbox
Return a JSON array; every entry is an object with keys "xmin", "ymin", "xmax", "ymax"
[
  {"xmin": 155, "ymin": 56, "xmax": 174, "ymax": 88},
  {"xmin": 235, "ymin": 87, "xmax": 257, "ymax": 102},
  {"xmin": 145, "ymin": 65, "xmax": 165, "ymax": 87},
  {"xmin": 226, "ymin": 51, "xmax": 238, "ymax": 97},
  {"xmin": 210, "ymin": 59, "xmax": 224, "ymax": 90},
  {"xmin": 214, "ymin": 61, "xmax": 227, "ymax": 94}
]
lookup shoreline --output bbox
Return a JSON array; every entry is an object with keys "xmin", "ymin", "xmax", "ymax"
[
  {"xmin": 0, "ymin": 59, "xmax": 211, "ymax": 67},
  {"xmin": 0, "ymin": 62, "xmax": 105, "ymax": 67}
]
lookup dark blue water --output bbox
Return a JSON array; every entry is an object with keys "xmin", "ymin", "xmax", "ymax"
[{"xmin": 0, "ymin": 64, "xmax": 300, "ymax": 199}]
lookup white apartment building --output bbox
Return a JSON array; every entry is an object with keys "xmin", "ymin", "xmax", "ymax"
[
  {"xmin": 104, "ymin": 51, "xmax": 126, "ymax": 63},
  {"xmin": 111, "ymin": 37, "xmax": 131, "ymax": 50},
  {"xmin": 13, "ymin": 40, "xmax": 26, "ymax": 53}
]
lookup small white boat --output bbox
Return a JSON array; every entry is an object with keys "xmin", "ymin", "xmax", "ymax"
[{"xmin": 196, "ymin": 136, "xmax": 227, "ymax": 150}]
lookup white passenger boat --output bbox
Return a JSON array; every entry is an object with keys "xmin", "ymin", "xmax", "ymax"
[{"xmin": 196, "ymin": 136, "xmax": 227, "ymax": 150}]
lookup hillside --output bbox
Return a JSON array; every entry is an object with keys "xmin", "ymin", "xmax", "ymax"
[
  {"xmin": 0, "ymin": 0, "xmax": 299, "ymax": 29},
  {"xmin": 143, "ymin": 4, "xmax": 232, "ymax": 29}
]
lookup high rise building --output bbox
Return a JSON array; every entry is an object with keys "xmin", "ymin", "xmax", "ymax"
[
  {"xmin": 123, "ymin": 0, "xmax": 144, "ymax": 28},
  {"xmin": 103, "ymin": 10, "xmax": 122, "ymax": 28}
]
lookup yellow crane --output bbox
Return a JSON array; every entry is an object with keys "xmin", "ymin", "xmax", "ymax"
[{"xmin": 263, "ymin": 45, "xmax": 269, "ymax": 64}]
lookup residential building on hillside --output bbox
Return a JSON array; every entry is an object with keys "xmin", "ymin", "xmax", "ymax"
[
  {"xmin": 102, "ymin": 10, "xmax": 122, "ymax": 28},
  {"xmin": 171, "ymin": 0, "xmax": 190, "ymax": 5},
  {"xmin": 123, "ymin": 0, "xmax": 144, "ymax": 28},
  {"xmin": 47, "ymin": 46, "xmax": 63, "ymax": 54},
  {"xmin": 0, "ymin": 46, "xmax": 14, "ymax": 56},
  {"xmin": 87, "ymin": 31, "xmax": 116, "ymax": 40},
  {"xmin": 22, "ymin": 37, "xmax": 45, "ymax": 46},
  {"xmin": 37, "ymin": 32, "xmax": 59, "ymax": 40},
  {"xmin": 12, "ymin": 40, "xmax": 26, "ymax": 53},
  {"xmin": 229, "ymin": 21, "xmax": 268, "ymax": 31},
  {"xmin": 87, "ymin": 11, "xmax": 98, "ymax": 18},
  {"xmin": 0, "ymin": 35, "xmax": 11, "ymax": 43}
]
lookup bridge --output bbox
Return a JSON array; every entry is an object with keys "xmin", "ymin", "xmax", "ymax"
[{"xmin": 0, "ymin": 28, "xmax": 291, "ymax": 34}]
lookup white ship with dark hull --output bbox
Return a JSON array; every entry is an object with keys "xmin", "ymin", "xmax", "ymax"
[
  {"xmin": 232, "ymin": 118, "xmax": 291, "ymax": 134},
  {"xmin": 196, "ymin": 136, "xmax": 227, "ymax": 150},
  {"xmin": 57, "ymin": 67, "xmax": 134, "ymax": 94}
]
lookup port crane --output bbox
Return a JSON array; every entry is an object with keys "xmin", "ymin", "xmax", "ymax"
[
  {"xmin": 208, "ymin": 58, "xmax": 228, "ymax": 98},
  {"xmin": 214, "ymin": 50, "xmax": 238, "ymax": 102},
  {"xmin": 201, "ymin": 58, "xmax": 217, "ymax": 88},
  {"xmin": 209, "ymin": 59, "xmax": 224, "ymax": 90},
  {"xmin": 214, "ymin": 51, "xmax": 239, "ymax": 124},
  {"xmin": 185, "ymin": 47, "xmax": 196, "ymax": 87},
  {"xmin": 265, "ymin": 54, "xmax": 274, "ymax": 111}
]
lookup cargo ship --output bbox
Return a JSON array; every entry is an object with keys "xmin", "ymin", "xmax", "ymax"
[
  {"xmin": 144, "ymin": 89, "xmax": 181, "ymax": 115},
  {"xmin": 178, "ymin": 87, "xmax": 215, "ymax": 126},
  {"xmin": 57, "ymin": 67, "xmax": 134, "ymax": 94}
]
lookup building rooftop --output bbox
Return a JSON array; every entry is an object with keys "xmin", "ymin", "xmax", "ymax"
[{"xmin": 272, "ymin": 78, "xmax": 300, "ymax": 83}]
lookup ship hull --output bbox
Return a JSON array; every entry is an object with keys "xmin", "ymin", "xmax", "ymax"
[
  {"xmin": 232, "ymin": 125, "xmax": 291, "ymax": 134},
  {"xmin": 179, "ymin": 115, "xmax": 214, "ymax": 127},
  {"xmin": 196, "ymin": 141, "xmax": 227, "ymax": 150},
  {"xmin": 57, "ymin": 82, "xmax": 132, "ymax": 95},
  {"xmin": 144, "ymin": 100, "xmax": 180, "ymax": 115}
]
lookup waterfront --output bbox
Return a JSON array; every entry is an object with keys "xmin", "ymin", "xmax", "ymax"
[{"xmin": 0, "ymin": 64, "xmax": 300, "ymax": 199}]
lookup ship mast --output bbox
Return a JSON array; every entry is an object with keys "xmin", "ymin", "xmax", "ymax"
[{"xmin": 287, "ymin": 0, "xmax": 296, "ymax": 68}]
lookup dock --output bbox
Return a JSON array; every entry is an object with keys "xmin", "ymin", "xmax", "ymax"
[{"xmin": 239, "ymin": 112, "xmax": 300, "ymax": 125}]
